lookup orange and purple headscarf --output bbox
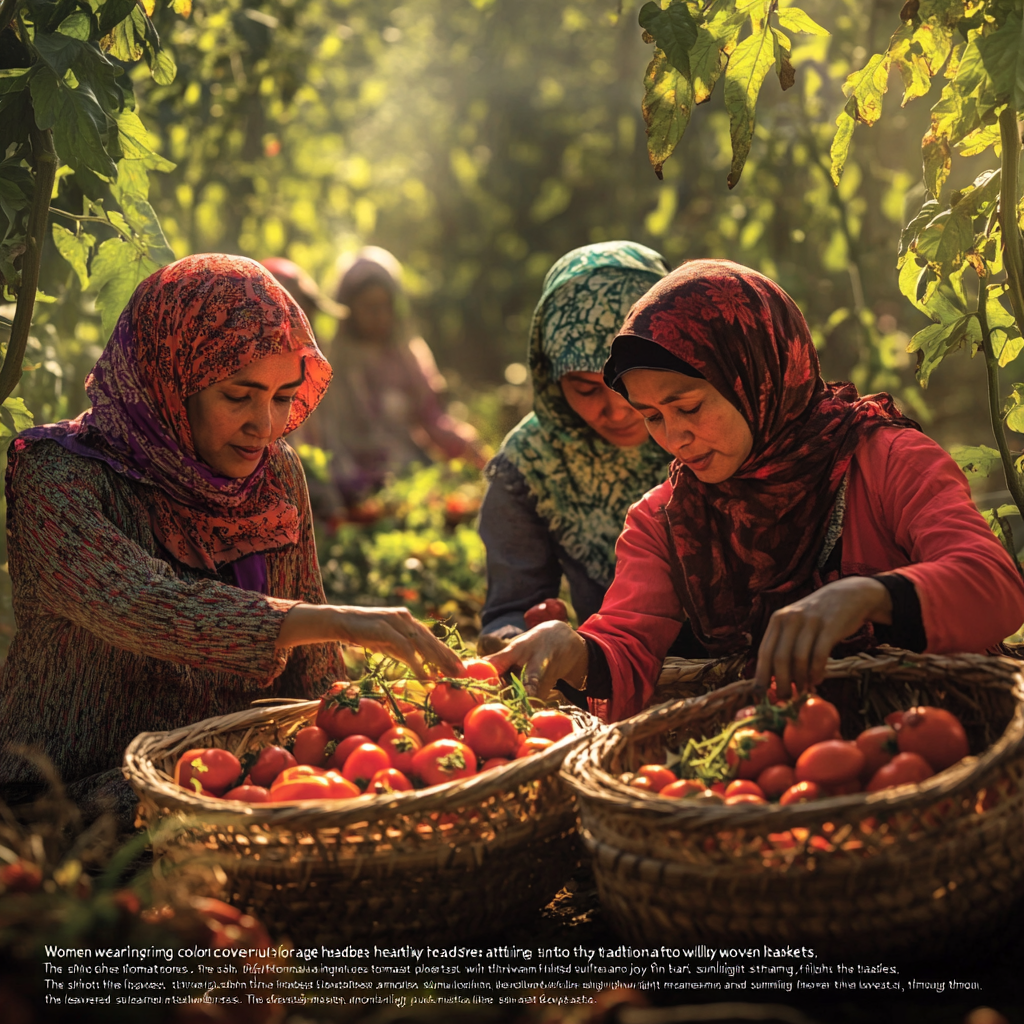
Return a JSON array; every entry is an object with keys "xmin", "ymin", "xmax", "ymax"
[{"xmin": 16, "ymin": 254, "xmax": 332, "ymax": 589}]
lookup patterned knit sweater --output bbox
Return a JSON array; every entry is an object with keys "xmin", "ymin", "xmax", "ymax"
[{"xmin": 0, "ymin": 439, "xmax": 344, "ymax": 789}]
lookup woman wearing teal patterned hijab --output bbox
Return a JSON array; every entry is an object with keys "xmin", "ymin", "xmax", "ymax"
[{"xmin": 478, "ymin": 241, "xmax": 672, "ymax": 642}]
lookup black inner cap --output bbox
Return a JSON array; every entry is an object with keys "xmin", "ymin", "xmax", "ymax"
[{"xmin": 604, "ymin": 336, "xmax": 704, "ymax": 396}]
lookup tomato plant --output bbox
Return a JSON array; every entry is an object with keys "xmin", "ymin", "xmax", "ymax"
[
  {"xmin": 377, "ymin": 726, "xmax": 423, "ymax": 774},
  {"xmin": 726, "ymin": 728, "xmax": 789, "ymax": 780},
  {"xmin": 411, "ymin": 739, "xmax": 477, "ymax": 786},
  {"xmin": 316, "ymin": 683, "xmax": 393, "ymax": 740}
]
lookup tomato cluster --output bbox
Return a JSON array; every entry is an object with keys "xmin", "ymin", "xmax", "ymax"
[
  {"xmin": 627, "ymin": 695, "xmax": 970, "ymax": 807},
  {"xmin": 173, "ymin": 661, "xmax": 577, "ymax": 804}
]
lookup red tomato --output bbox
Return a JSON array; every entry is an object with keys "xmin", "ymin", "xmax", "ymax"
[
  {"xmin": 402, "ymin": 709, "xmax": 430, "ymax": 742},
  {"xmin": 855, "ymin": 725, "xmax": 898, "ymax": 780},
  {"xmin": 515, "ymin": 737, "xmax": 554, "ymax": 759},
  {"xmin": 326, "ymin": 734, "xmax": 374, "ymax": 771},
  {"xmin": 429, "ymin": 682, "xmax": 486, "ymax": 725},
  {"xmin": 222, "ymin": 785, "xmax": 271, "ymax": 803},
  {"xmin": 795, "ymin": 740, "xmax": 865, "ymax": 787},
  {"xmin": 316, "ymin": 683, "xmax": 393, "ymax": 740},
  {"xmin": 636, "ymin": 765, "xmax": 678, "ymax": 793},
  {"xmin": 174, "ymin": 748, "xmax": 207, "ymax": 788},
  {"xmin": 0, "ymin": 860, "xmax": 43, "ymax": 893},
  {"xmin": 460, "ymin": 658, "xmax": 501, "ymax": 682},
  {"xmin": 275, "ymin": 764, "xmax": 326, "ymax": 783},
  {"xmin": 825, "ymin": 779, "xmax": 862, "ymax": 796},
  {"xmin": 783, "ymin": 697, "xmax": 841, "ymax": 760},
  {"xmin": 866, "ymin": 751, "xmax": 934, "ymax": 792},
  {"xmin": 249, "ymin": 746, "xmax": 298, "ymax": 788},
  {"xmin": 726, "ymin": 793, "xmax": 768, "ymax": 806},
  {"xmin": 726, "ymin": 728, "xmax": 789, "ymax": 780},
  {"xmin": 725, "ymin": 779, "xmax": 766, "ymax": 799},
  {"xmin": 896, "ymin": 706, "xmax": 969, "ymax": 771},
  {"xmin": 779, "ymin": 781, "xmax": 823, "ymax": 805},
  {"xmin": 411, "ymin": 739, "xmax": 478, "ymax": 786},
  {"xmin": 757, "ymin": 764, "xmax": 795, "ymax": 799},
  {"xmin": 177, "ymin": 748, "xmax": 242, "ymax": 796},
  {"xmin": 292, "ymin": 726, "xmax": 329, "ymax": 766},
  {"xmin": 480, "ymin": 757, "xmax": 511, "ymax": 772},
  {"xmin": 884, "ymin": 710, "xmax": 905, "ymax": 729},
  {"xmin": 268, "ymin": 775, "xmax": 334, "ymax": 801},
  {"xmin": 370, "ymin": 768, "xmax": 413, "ymax": 793},
  {"xmin": 341, "ymin": 743, "xmax": 392, "ymax": 789},
  {"xmin": 767, "ymin": 680, "xmax": 797, "ymax": 704},
  {"xmin": 709, "ymin": 781, "xmax": 727, "ymax": 795},
  {"xmin": 529, "ymin": 709, "xmax": 574, "ymax": 743},
  {"xmin": 377, "ymin": 726, "xmax": 423, "ymax": 774},
  {"xmin": 733, "ymin": 706, "xmax": 758, "ymax": 721},
  {"xmin": 463, "ymin": 704, "xmax": 522, "ymax": 759},
  {"xmin": 323, "ymin": 770, "xmax": 361, "ymax": 798},
  {"xmin": 629, "ymin": 774, "xmax": 655, "ymax": 792},
  {"xmin": 660, "ymin": 779, "xmax": 707, "ymax": 799},
  {"xmin": 425, "ymin": 721, "xmax": 458, "ymax": 743},
  {"xmin": 523, "ymin": 598, "xmax": 570, "ymax": 629}
]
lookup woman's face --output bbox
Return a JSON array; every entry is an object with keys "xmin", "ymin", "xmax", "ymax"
[
  {"xmin": 349, "ymin": 283, "xmax": 395, "ymax": 343},
  {"xmin": 186, "ymin": 350, "xmax": 305, "ymax": 478},
  {"xmin": 560, "ymin": 371, "xmax": 650, "ymax": 447},
  {"xmin": 622, "ymin": 368, "xmax": 753, "ymax": 484}
]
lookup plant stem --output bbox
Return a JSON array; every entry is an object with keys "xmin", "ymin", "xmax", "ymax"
[
  {"xmin": 0, "ymin": 0, "xmax": 21, "ymax": 35},
  {"xmin": 977, "ymin": 284, "xmax": 1024, "ymax": 524},
  {"xmin": 999, "ymin": 106, "xmax": 1024, "ymax": 330},
  {"xmin": 0, "ymin": 125, "xmax": 57, "ymax": 405}
]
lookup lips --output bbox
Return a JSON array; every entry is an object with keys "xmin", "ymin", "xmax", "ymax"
[
  {"xmin": 681, "ymin": 451, "xmax": 713, "ymax": 471},
  {"xmin": 231, "ymin": 444, "xmax": 266, "ymax": 462}
]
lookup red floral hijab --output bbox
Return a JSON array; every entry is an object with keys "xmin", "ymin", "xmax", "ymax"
[
  {"xmin": 20, "ymin": 254, "xmax": 332, "ymax": 572},
  {"xmin": 614, "ymin": 259, "xmax": 919, "ymax": 655}
]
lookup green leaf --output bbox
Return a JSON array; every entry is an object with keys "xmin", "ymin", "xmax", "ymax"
[
  {"xmin": 30, "ymin": 67, "xmax": 117, "ymax": 179},
  {"xmin": 949, "ymin": 443, "xmax": 1002, "ymax": 479},
  {"xmin": 115, "ymin": 191, "xmax": 175, "ymax": 266},
  {"xmin": 51, "ymin": 223, "xmax": 95, "ymax": 288},
  {"xmin": 841, "ymin": 52, "xmax": 891, "ymax": 126},
  {"xmin": 689, "ymin": 27, "xmax": 730, "ymax": 104},
  {"xmin": 642, "ymin": 50, "xmax": 693, "ymax": 179},
  {"xmin": 776, "ymin": 7, "xmax": 828, "ymax": 36},
  {"xmin": 0, "ymin": 396, "xmax": 34, "ymax": 445},
  {"xmin": 975, "ymin": 10, "xmax": 1019, "ymax": 100},
  {"xmin": 830, "ymin": 108, "xmax": 855, "ymax": 184},
  {"xmin": 1004, "ymin": 383, "xmax": 1024, "ymax": 433},
  {"xmin": 89, "ymin": 236, "xmax": 162, "ymax": 337},
  {"xmin": 102, "ymin": 7, "xmax": 147, "ymax": 62},
  {"xmin": 639, "ymin": 1, "xmax": 699, "ymax": 77},
  {"xmin": 922, "ymin": 129, "xmax": 950, "ymax": 198},
  {"xmin": 907, "ymin": 312, "xmax": 975, "ymax": 385},
  {"xmin": 98, "ymin": 0, "xmax": 142, "ymax": 35},
  {"xmin": 57, "ymin": 11, "xmax": 91, "ymax": 41},
  {"xmin": 148, "ymin": 49, "xmax": 177, "ymax": 87},
  {"xmin": 723, "ymin": 25, "xmax": 775, "ymax": 189}
]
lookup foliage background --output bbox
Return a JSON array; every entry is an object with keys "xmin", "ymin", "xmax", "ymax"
[{"xmin": 3, "ymin": 0, "xmax": 1021, "ymax": 644}]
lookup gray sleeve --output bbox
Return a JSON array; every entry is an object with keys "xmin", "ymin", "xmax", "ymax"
[{"xmin": 478, "ymin": 455, "xmax": 564, "ymax": 635}]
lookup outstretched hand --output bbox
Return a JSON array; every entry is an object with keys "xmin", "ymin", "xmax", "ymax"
[
  {"xmin": 754, "ymin": 576, "xmax": 893, "ymax": 692},
  {"xmin": 484, "ymin": 620, "xmax": 588, "ymax": 699}
]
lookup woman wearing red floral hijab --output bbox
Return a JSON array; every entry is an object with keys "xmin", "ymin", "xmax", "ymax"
[
  {"xmin": 489, "ymin": 260, "xmax": 1024, "ymax": 721},
  {"xmin": 0, "ymin": 254, "xmax": 461, "ymax": 816}
]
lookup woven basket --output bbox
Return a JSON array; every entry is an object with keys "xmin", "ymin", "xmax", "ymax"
[
  {"xmin": 124, "ymin": 699, "xmax": 598, "ymax": 944},
  {"xmin": 562, "ymin": 650, "xmax": 1024, "ymax": 958}
]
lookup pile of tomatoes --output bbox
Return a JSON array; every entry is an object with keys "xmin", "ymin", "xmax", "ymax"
[
  {"xmin": 174, "ymin": 660, "xmax": 577, "ymax": 804},
  {"xmin": 627, "ymin": 691, "xmax": 970, "ymax": 807}
]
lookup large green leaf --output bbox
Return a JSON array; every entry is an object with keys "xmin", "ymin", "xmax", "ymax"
[
  {"xmin": 0, "ymin": 396, "xmax": 34, "ymax": 445},
  {"xmin": 922, "ymin": 129, "xmax": 950, "ymax": 198},
  {"xmin": 949, "ymin": 443, "xmax": 1002, "ymax": 480},
  {"xmin": 907, "ymin": 312, "xmax": 976, "ymax": 385},
  {"xmin": 116, "ymin": 190, "xmax": 175, "ymax": 266},
  {"xmin": 89, "ymin": 236, "xmax": 162, "ymax": 336},
  {"xmin": 723, "ymin": 24, "xmax": 775, "ymax": 189},
  {"xmin": 51, "ymin": 223, "xmax": 96, "ymax": 289},
  {"xmin": 638, "ymin": 1, "xmax": 699, "ymax": 77},
  {"xmin": 98, "ymin": 0, "xmax": 141, "ymax": 35},
  {"xmin": 842, "ymin": 53, "xmax": 891, "ymax": 126},
  {"xmin": 776, "ymin": 7, "xmax": 828, "ymax": 36},
  {"xmin": 30, "ymin": 67, "xmax": 117, "ymax": 179},
  {"xmin": 1004, "ymin": 383, "xmax": 1024, "ymax": 434},
  {"xmin": 642, "ymin": 50, "xmax": 693, "ymax": 179},
  {"xmin": 116, "ymin": 109, "xmax": 174, "ymax": 170}
]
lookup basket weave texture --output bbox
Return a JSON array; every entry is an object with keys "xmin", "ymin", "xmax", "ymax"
[
  {"xmin": 562, "ymin": 650, "xmax": 1024, "ymax": 958},
  {"xmin": 124, "ymin": 699, "xmax": 598, "ymax": 944}
]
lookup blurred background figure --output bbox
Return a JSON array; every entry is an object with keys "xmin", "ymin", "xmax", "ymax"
[
  {"xmin": 260, "ymin": 256, "xmax": 347, "ymax": 328},
  {"xmin": 269, "ymin": 247, "xmax": 485, "ymax": 516}
]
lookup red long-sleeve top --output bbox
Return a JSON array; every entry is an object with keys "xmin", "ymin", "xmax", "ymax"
[{"xmin": 578, "ymin": 428, "xmax": 1024, "ymax": 722}]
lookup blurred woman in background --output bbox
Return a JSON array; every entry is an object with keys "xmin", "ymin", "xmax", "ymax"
[
  {"xmin": 477, "ymin": 241, "xmax": 673, "ymax": 653},
  {"xmin": 303, "ymin": 247, "xmax": 484, "ymax": 512}
]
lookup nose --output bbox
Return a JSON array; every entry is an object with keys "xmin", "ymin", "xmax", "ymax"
[
  {"xmin": 603, "ymin": 391, "xmax": 639, "ymax": 425},
  {"xmin": 663, "ymin": 417, "xmax": 693, "ymax": 454},
  {"xmin": 244, "ymin": 399, "xmax": 274, "ymax": 441}
]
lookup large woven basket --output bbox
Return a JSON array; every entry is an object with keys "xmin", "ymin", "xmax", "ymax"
[
  {"xmin": 124, "ymin": 699, "xmax": 598, "ymax": 944},
  {"xmin": 562, "ymin": 650, "xmax": 1024, "ymax": 959}
]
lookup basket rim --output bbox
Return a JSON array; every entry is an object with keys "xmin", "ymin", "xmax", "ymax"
[
  {"xmin": 560, "ymin": 649, "xmax": 1024, "ymax": 828},
  {"xmin": 124, "ymin": 699, "xmax": 600, "ymax": 828}
]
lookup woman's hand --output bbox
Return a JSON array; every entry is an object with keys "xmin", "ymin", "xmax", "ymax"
[
  {"xmin": 484, "ymin": 621, "xmax": 588, "ymax": 699},
  {"xmin": 755, "ymin": 577, "xmax": 893, "ymax": 692},
  {"xmin": 278, "ymin": 604, "xmax": 464, "ymax": 680}
]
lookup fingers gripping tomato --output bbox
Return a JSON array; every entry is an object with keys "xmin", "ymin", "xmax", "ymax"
[
  {"xmin": 463, "ymin": 704, "xmax": 522, "ymax": 759},
  {"xmin": 725, "ymin": 728, "xmax": 789, "ymax": 780},
  {"xmin": 176, "ymin": 748, "xmax": 242, "ymax": 796},
  {"xmin": 529, "ymin": 710, "xmax": 574, "ymax": 743},
  {"xmin": 412, "ymin": 739, "xmax": 478, "ymax": 786},
  {"xmin": 783, "ymin": 697, "xmax": 841, "ymax": 760},
  {"xmin": 377, "ymin": 726, "xmax": 423, "ymax": 774},
  {"xmin": 316, "ymin": 683, "xmax": 393, "ymax": 740},
  {"xmin": 248, "ymin": 746, "xmax": 297, "ymax": 788}
]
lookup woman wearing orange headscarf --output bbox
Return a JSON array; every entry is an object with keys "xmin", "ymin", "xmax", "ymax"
[{"xmin": 0, "ymin": 255, "xmax": 461, "ymax": 816}]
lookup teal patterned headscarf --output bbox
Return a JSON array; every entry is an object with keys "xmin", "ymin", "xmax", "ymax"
[{"xmin": 498, "ymin": 241, "xmax": 672, "ymax": 587}]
